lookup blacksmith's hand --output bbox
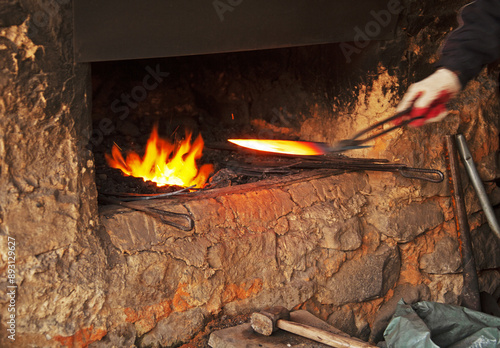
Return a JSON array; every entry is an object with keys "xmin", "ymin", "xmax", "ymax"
[{"xmin": 396, "ymin": 68, "xmax": 461, "ymax": 127}]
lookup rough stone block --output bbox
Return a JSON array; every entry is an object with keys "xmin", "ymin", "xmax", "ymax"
[
  {"xmin": 277, "ymin": 233, "xmax": 308, "ymax": 279},
  {"xmin": 217, "ymin": 188, "xmax": 295, "ymax": 233},
  {"xmin": 327, "ymin": 307, "xmax": 357, "ymax": 338},
  {"xmin": 140, "ymin": 307, "xmax": 207, "ymax": 347},
  {"xmin": 366, "ymin": 200, "xmax": 444, "ymax": 243},
  {"xmin": 310, "ymin": 173, "xmax": 368, "ymax": 205},
  {"xmin": 152, "ymin": 235, "xmax": 212, "ymax": 268},
  {"xmin": 319, "ymin": 216, "xmax": 363, "ymax": 251},
  {"xmin": 287, "ymin": 180, "xmax": 320, "ymax": 207},
  {"xmin": 223, "ymin": 281, "xmax": 315, "ymax": 317},
  {"xmin": 318, "ymin": 244, "xmax": 400, "ymax": 306},
  {"xmin": 419, "ymin": 235, "xmax": 462, "ymax": 274},
  {"xmin": 471, "ymin": 220, "xmax": 500, "ymax": 270},
  {"xmin": 478, "ymin": 270, "xmax": 500, "ymax": 299},
  {"xmin": 315, "ymin": 248, "xmax": 347, "ymax": 279},
  {"xmin": 89, "ymin": 323, "xmax": 136, "ymax": 348},
  {"xmin": 209, "ymin": 232, "xmax": 278, "ymax": 284},
  {"xmin": 428, "ymin": 274, "xmax": 463, "ymax": 305}
]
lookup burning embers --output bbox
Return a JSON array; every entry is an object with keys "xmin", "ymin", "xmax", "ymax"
[{"xmin": 105, "ymin": 126, "xmax": 213, "ymax": 188}]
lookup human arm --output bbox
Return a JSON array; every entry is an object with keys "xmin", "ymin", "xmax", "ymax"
[
  {"xmin": 397, "ymin": 0, "xmax": 500, "ymax": 126},
  {"xmin": 438, "ymin": 0, "xmax": 500, "ymax": 87}
]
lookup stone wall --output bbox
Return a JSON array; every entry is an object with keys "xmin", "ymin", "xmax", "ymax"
[
  {"xmin": 1, "ymin": 0, "xmax": 500, "ymax": 347},
  {"xmin": 0, "ymin": 0, "xmax": 105, "ymax": 346},
  {"xmin": 98, "ymin": 167, "xmax": 500, "ymax": 346}
]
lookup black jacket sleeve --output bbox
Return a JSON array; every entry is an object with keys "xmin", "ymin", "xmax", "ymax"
[{"xmin": 437, "ymin": 0, "xmax": 500, "ymax": 87}]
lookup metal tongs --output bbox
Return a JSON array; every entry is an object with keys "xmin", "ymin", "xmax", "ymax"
[
  {"xmin": 329, "ymin": 106, "xmax": 420, "ymax": 152},
  {"xmin": 100, "ymin": 195, "xmax": 194, "ymax": 231}
]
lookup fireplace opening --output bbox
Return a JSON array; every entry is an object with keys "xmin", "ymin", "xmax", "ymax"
[{"xmin": 89, "ymin": 41, "xmax": 407, "ymax": 198}]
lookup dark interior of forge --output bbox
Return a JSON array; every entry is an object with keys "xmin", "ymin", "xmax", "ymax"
[{"xmin": 89, "ymin": 39, "xmax": 415, "ymax": 195}]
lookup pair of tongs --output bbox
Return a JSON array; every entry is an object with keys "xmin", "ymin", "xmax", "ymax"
[
  {"xmin": 227, "ymin": 107, "xmax": 420, "ymax": 156},
  {"xmin": 329, "ymin": 106, "xmax": 419, "ymax": 152},
  {"xmin": 100, "ymin": 195, "xmax": 194, "ymax": 231}
]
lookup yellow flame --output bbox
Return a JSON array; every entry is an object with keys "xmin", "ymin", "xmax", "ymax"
[
  {"xmin": 106, "ymin": 126, "xmax": 213, "ymax": 188},
  {"xmin": 228, "ymin": 139, "xmax": 324, "ymax": 156}
]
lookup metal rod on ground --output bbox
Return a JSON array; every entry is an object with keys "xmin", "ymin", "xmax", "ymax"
[
  {"xmin": 456, "ymin": 134, "xmax": 500, "ymax": 240},
  {"xmin": 100, "ymin": 196, "xmax": 194, "ymax": 231},
  {"xmin": 445, "ymin": 135, "xmax": 481, "ymax": 311}
]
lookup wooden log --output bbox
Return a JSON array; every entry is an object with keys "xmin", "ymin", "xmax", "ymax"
[{"xmin": 277, "ymin": 319, "xmax": 376, "ymax": 348}]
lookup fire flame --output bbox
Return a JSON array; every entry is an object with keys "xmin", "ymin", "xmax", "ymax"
[
  {"xmin": 105, "ymin": 126, "xmax": 213, "ymax": 188},
  {"xmin": 228, "ymin": 139, "xmax": 325, "ymax": 156}
]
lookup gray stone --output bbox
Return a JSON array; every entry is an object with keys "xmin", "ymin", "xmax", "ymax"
[
  {"xmin": 420, "ymin": 235, "xmax": 462, "ymax": 274},
  {"xmin": 319, "ymin": 216, "xmax": 363, "ymax": 251},
  {"xmin": 223, "ymin": 281, "xmax": 315, "ymax": 317},
  {"xmin": 277, "ymin": 233, "xmax": 308, "ymax": 280},
  {"xmin": 369, "ymin": 283, "xmax": 431, "ymax": 344},
  {"xmin": 356, "ymin": 318, "xmax": 371, "ymax": 343},
  {"xmin": 287, "ymin": 180, "xmax": 321, "ymax": 208},
  {"xmin": 367, "ymin": 200, "xmax": 444, "ymax": 243},
  {"xmin": 216, "ymin": 188, "xmax": 296, "ymax": 234},
  {"xmin": 209, "ymin": 232, "xmax": 278, "ymax": 284},
  {"xmin": 318, "ymin": 245, "xmax": 400, "ymax": 306},
  {"xmin": 139, "ymin": 307, "xmax": 206, "ymax": 347},
  {"xmin": 89, "ymin": 323, "xmax": 136, "ymax": 348},
  {"xmin": 427, "ymin": 274, "xmax": 463, "ymax": 305},
  {"xmin": 152, "ymin": 236, "xmax": 212, "ymax": 268},
  {"xmin": 479, "ymin": 270, "xmax": 500, "ymax": 299},
  {"xmin": 471, "ymin": 220, "xmax": 500, "ymax": 270},
  {"xmin": 289, "ymin": 310, "xmax": 349, "ymax": 337},
  {"xmin": 314, "ymin": 248, "xmax": 347, "ymax": 279},
  {"xmin": 327, "ymin": 307, "xmax": 357, "ymax": 338}
]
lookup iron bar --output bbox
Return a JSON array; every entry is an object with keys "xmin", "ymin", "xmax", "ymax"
[
  {"xmin": 99, "ymin": 185, "xmax": 196, "ymax": 201},
  {"xmin": 236, "ymin": 158, "xmax": 444, "ymax": 183},
  {"xmin": 456, "ymin": 134, "xmax": 500, "ymax": 240},
  {"xmin": 445, "ymin": 135, "xmax": 481, "ymax": 311}
]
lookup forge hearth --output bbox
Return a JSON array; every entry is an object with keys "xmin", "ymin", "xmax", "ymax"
[{"xmin": 2, "ymin": 1, "xmax": 500, "ymax": 347}]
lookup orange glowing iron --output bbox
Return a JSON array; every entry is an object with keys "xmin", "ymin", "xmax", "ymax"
[
  {"xmin": 227, "ymin": 139, "xmax": 336, "ymax": 156},
  {"xmin": 227, "ymin": 139, "xmax": 366, "ymax": 156},
  {"xmin": 229, "ymin": 106, "xmax": 419, "ymax": 156}
]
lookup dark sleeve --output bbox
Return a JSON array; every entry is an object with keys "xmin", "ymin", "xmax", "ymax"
[{"xmin": 436, "ymin": 0, "xmax": 500, "ymax": 87}]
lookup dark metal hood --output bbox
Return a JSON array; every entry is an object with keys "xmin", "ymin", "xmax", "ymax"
[{"xmin": 74, "ymin": 0, "xmax": 400, "ymax": 62}]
